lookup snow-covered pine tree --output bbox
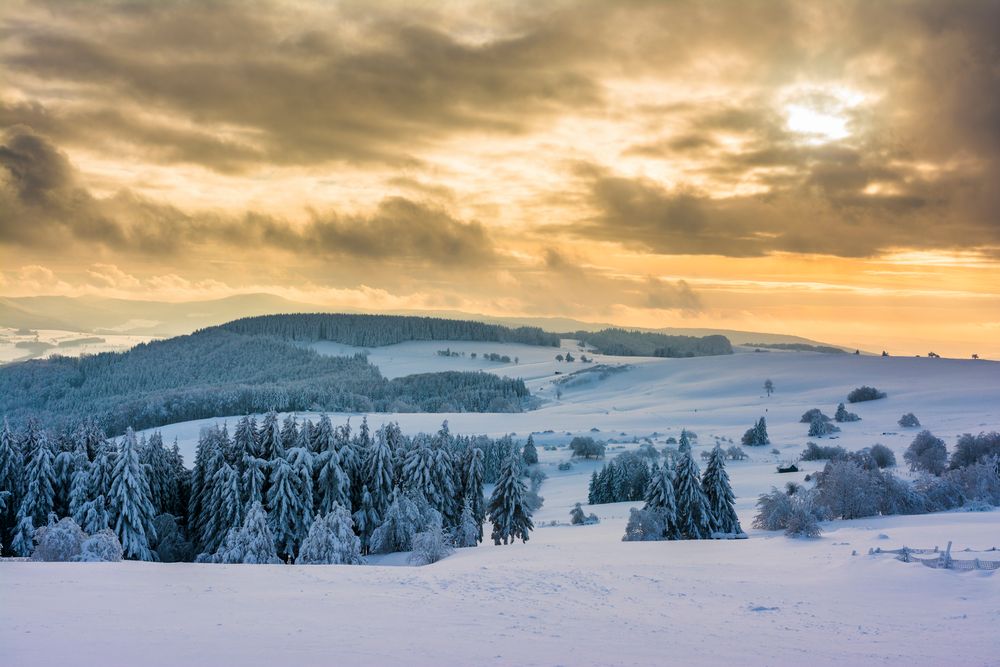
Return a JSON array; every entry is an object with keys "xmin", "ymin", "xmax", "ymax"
[
  {"xmin": 402, "ymin": 439, "xmax": 434, "ymax": 501},
  {"xmin": 208, "ymin": 461, "xmax": 243, "ymax": 553},
  {"xmin": 68, "ymin": 454, "xmax": 92, "ymax": 526},
  {"xmin": 454, "ymin": 498, "xmax": 479, "ymax": 548},
  {"xmin": 643, "ymin": 464, "xmax": 679, "ymax": 539},
  {"xmin": 316, "ymin": 440, "xmax": 350, "ymax": 516},
  {"xmin": 80, "ymin": 494, "xmax": 111, "ymax": 535},
  {"xmin": 522, "ymin": 435, "xmax": 538, "ymax": 465},
  {"xmin": 266, "ymin": 449, "xmax": 313, "ymax": 560},
  {"xmin": 0, "ymin": 417, "xmax": 23, "ymax": 551},
  {"xmin": 352, "ymin": 485, "xmax": 380, "ymax": 555},
  {"xmin": 279, "ymin": 414, "xmax": 299, "ymax": 455},
  {"xmin": 218, "ymin": 501, "xmax": 280, "ymax": 564},
  {"xmin": 11, "ymin": 514, "xmax": 35, "ymax": 556},
  {"xmin": 430, "ymin": 444, "xmax": 457, "ymax": 527},
  {"xmin": 365, "ymin": 426, "xmax": 395, "ymax": 516},
  {"xmin": 487, "ymin": 455, "xmax": 534, "ymax": 545},
  {"xmin": 233, "ymin": 414, "xmax": 260, "ymax": 467},
  {"xmin": 310, "ymin": 413, "xmax": 333, "ymax": 455},
  {"xmin": 702, "ymin": 445, "xmax": 743, "ymax": 536},
  {"xmin": 587, "ymin": 470, "xmax": 599, "ymax": 504},
  {"xmin": 679, "ymin": 429, "xmax": 692, "ymax": 453},
  {"xmin": 258, "ymin": 410, "xmax": 282, "ymax": 461},
  {"xmin": 369, "ymin": 490, "xmax": 426, "ymax": 554},
  {"xmin": 462, "ymin": 446, "xmax": 485, "ymax": 543},
  {"xmin": 17, "ymin": 420, "xmax": 55, "ymax": 528},
  {"xmin": 673, "ymin": 447, "xmax": 713, "ymax": 539},
  {"xmin": 142, "ymin": 432, "xmax": 175, "ymax": 516},
  {"xmin": 295, "ymin": 504, "xmax": 363, "ymax": 565},
  {"xmin": 109, "ymin": 428, "xmax": 157, "ymax": 560}
]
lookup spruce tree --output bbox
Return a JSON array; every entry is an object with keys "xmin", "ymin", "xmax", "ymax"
[
  {"xmin": 522, "ymin": 435, "xmax": 538, "ymax": 465},
  {"xmin": 588, "ymin": 470, "xmax": 599, "ymax": 504},
  {"xmin": 673, "ymin": 448, "xmax": 712, "ymax": 539},
  {"xmin": 17, "ymin": 421, "xmax": 55, "ymax": 528},
  {"xmin": 352, "ymin": 485, "xmax": 380, "ymax": 555},
  {"xmin": 487, "ymin": 456, "xmax": 533, "ymax": 545},
  {"xmin": 316, "ymin": 440, "xmax": 350, "ymax": 517},
  {"xmin": 218, "ymin": 501, "xmax": 280, "ymax": 564},
  {"xmin": 280, "ymin": 414, "xmax": 299, "ymax": 454},
  {"xmin": 369, "ymin": 490, "xmax": 425, "ymax": 554},
  {"xmin": 643, "ymin": 465, "xmax": 680, "ymax": 539},
  {"xmin": 679, "ymin": 429, "xmax": 692, "ymax": 453},
  {"xmin": 0, "ymin": 417, "xmax": 23, "ymax": 551},
  {"xmin": 109, "ymin": 428, "xmax": 157, "ymax": 561},
  {"xmin": 259, "ymin": 411, "xmax": 282, "ymax": 461},
  {"xmin": 266, "ymin": 450, "xmax": 313, "ymax": 560},
  {"xmin": 209, "ymin": 461, "xmax": 243, "ymax": 552},
  {"xmin": 454, "ymin": 498, "xmax": 479, "ymax": 548},
  {"xmin": 296, "ymin": 505, "xmax": 363, "ymax": 565},
  {"xmin": 462, "ymin": 447, "xmax": 485, "ymax": 543},
  {"xmin": 702, "ymin": 445, "xmax": 742, "ymax": 536},
  {"xmin": 365, "ymin": 427, "xmax": 395, "ymax": 516}
]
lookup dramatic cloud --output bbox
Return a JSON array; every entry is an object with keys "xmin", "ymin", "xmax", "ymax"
[{"xmin": 0, "ymin": 0, "xmax": 997, "ymax": 355}]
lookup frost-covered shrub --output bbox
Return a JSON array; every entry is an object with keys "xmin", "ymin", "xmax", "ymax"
[
  {"xmin": 622, "ymin": 508, "xmax": 667, "ymax": 541},
  {"xmin": 800, "ymin": 408, "xmax": 831, "ymax": 424},
  {"xmin": 814, "ymin": 461, "xmax": 880, "ymax": 520},
  {"xmin": 834, "ymin": 403, "xmax": 861, "ymax": 423},
  {"xmin": 808, "ymin": 416, "xmax": 841, "ymax": 438},
  {"xmin": 800, "ymin": 442, "xmax": 847, "ymax": 461},
  {"xmin": 897, "ymin": 413, "xmax": 921, "ymax": 428},
  {"xmin": 31, "ymin": 516, "xmax": 86, "ymax": 562},
  {"xmin": 408, "ymin": 520, "xmax": 454, "ymax": 565},
  {"xmin": 752, "ymin": 488, "xmax": 822, "ymax": 537},
  {"xmin": 570, "ymin": 503, "xmax": 587, "ymax": 525},
  {"xmin": 296, "ymin": 505, "xmax": 363, "ymax": 565},
  {"xmin": 867, "ymin": 444, "xmax": 896, "ymax": 469},
  {"xmin": 878, "ymin": 472, "xmax": 927, "ymax": 516},
  {"xmin": 847, "ymin": 386, "xmax": 887, "ymax": 403},
  {"xmin": 524, "ymin": 488, "xmax": 545, "ymax": 512},
  {"xmin": 76, "ymin": 529, "xmax": 124, "ymax": 562},
  {"xmin": 569, "ymin": 436, "xmax": 606, "ymax": 459},
  {"xmin": 725, "ymin": 446, "xmax": 748, "ymax": 461},
  {"xmin": 949, "ymin": 432, "xmax": 1000, "ymax": 469},
  {"xmin": 904, "ymin": 431, "xmax": 947, "ymax": 475},
  {"xmin": 914, "ymin": 474, "xmax": 964, "ymax": 512},
  {"xmin": 946, "ymin": 461, "xmax": 1000, "ymax": 506}
]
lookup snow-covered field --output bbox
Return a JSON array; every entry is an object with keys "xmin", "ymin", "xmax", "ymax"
[
  {"xmin": 3, "ymin": 343, "xmax": 999, "ymax": 666},
  {"xmin": 0, "ymin": 327, "xmax": 154, "ymax": 363}
]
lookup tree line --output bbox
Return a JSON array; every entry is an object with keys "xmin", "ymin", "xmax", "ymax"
[
  {"xmin": 567, "ymin": 329, "xmax": 733, "ymax": 358},
  {"xmin": 216, "ymin": 313, "xmax": 561, "ymax": 347},
  {"xmin": 0, "ymin": 415, "xmax": 537, "ymax": 563},
  {"xmin": 0, "ymin": 328, "xmax": 531, "ymax": 436}
]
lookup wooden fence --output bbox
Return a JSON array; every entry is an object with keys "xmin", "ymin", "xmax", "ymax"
[{"xmin": 869, "ymin": 541, "xmax": 1000, "ymax": 571}]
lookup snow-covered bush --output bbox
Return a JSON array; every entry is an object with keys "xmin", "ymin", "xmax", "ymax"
[
  {"xmin": 946, "ymin": 460, "xmax": 1000, "ymax": 506},
  {"xmin": 296, "ymin": 506, "xmax": 363, "ymax": 565},
  {"xmin": 867, "ymin": 444, "xmax": 896, "ymax": 469},
  {"xmin": 76, "ymin": 529, "xmax": 124, "ymax": 562},
  {"xmin": 215, "ymin": 501, "xmax": 281, "ymax": 564},
  {"xmin": 725, "ymin": 446, "xmax": 748, "ymax": 461},
  {"xmin": 800, "ymin": 442, "xmax": 847, "ymax": 461},
  {"xmin": 800, "ymin": 408, "xmax": 831, "ymax": 424},
  {"xmin": 815, "ymin": 460, "xmax": 881, "ymax": 519},
  {"xmin": 904, "ymin": 431, "xmax": 948, "ymax": 475},
  {"xmin": 808, "ymin": 416, "xmax": 841, "ymax": 438},
  {"xmin": 898, "ymin": 413, "xmax": 921, "ymax": 428},
  {"xmin": 408, "ymin": 520, "xmax": 454, "ymax": 565},
  {"xmin": 31, "ymin": 516, "xmax": 86, "ymax": 562},
  {"xmin": 752, "ymin": 488, "xmax": 822, "ymax": 537},
  {"xmin": 370, "ymin": 492, "xmax": 437, "ymax": 554},
  {"xmin": 834, "ymin": 403, "xmax": 861, "ymax": 423},
  {"xmin": 569, "ymin": 436, "xmax": 606, "ymax": 459},
  {"xmin": 950, "ymin": 432, "xmax": 1000, "ymax": 469},
  {"xmin": 622, "ymin": 508, "xmax": 667, "ymax": 541},
  {"xmin": 569, "ymin": 502, "xmax": 599, "ymax": 525},
  {"xmin": 847, "ymin": 386, "xmax": 887, "ymax": 403}
]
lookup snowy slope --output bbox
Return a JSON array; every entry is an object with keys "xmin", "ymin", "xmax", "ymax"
[{"xmin": 3, "ymin": 345, "xmax": 999, "ymax": 666}]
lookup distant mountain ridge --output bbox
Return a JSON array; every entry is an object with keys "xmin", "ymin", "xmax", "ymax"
[{"xmin": 0, "ymin": 292, "xmax": 850, "ymax": 350}]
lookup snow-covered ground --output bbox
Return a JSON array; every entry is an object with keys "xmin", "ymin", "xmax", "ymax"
[
  {"xmin": 3, "ymin": 343, "xmax": 999, "ymax": 665},
  {"xmin": 0, "ymin": 327, "xmax": 155, "ymax": 363}
]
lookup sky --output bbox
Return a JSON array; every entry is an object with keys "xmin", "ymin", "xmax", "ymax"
[{"xmin": 1, "ymin": 0, "xmax": 998, "ymax": 357}]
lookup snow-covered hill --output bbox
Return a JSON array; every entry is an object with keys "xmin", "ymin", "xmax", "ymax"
[{"xmin": 3, "ymin": 345, "xmax": 999, "ymax": 666}]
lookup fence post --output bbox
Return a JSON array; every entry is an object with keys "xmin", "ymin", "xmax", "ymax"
[{"xmin": 943, "ymin": 541, "xmax": 953, "ymax": 569}]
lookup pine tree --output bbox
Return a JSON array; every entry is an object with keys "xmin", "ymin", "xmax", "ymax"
[
  {"xmin": 267, "ymin": 449, "xmax": 313, "ymax": 560},
  {"xmin": 702, "ymin": 445, "xmax": 742, "ymax": 536},
  {"xmin": 454, "ymin": 498, "xmax": 479, "ymax": 548},
  {"xmin": 241, "ymin": 453, "xmax": 266, "ymax": 510},
  {"xmin": 280, "ymin": 414, "xmax": 299, "ymax": 455},
  {"xmin": 142, "ymin": 432, "xmax": 174, "ymax": 516},
  {"xmin": 218, "ymin": 501, "xmax": 280, "ymax": 564},
  {"xmin": 462, "ymin": 447, "xmax": 485, "ymax": 543},
  {"xmin": 673, "ymin": 448, "xmax": 712, "ymax": 540},
  {"xmin": 0, "ymin": 417, "xmax": 23, "ymax": 552},
  {"xmin": 369, "ymin": 490, "xmax": 425, "ymax": 554},
  {"xmin": 109, "ymin": 428, "xmax": 157, "ymax": 561},
  {"xmin": 352, "ymin": 485, "xmax": 380, "ymax": 555},
  {"xmin": 430, "ymin": 445, "xmax": 457, "ymax": 526},
  {"xmin": 296, "ymin": 505, "xmax": 363, "ymax": 565},
  {"xmin": 11, "ymin": 514, "xmax": 34, "ymax": 556},
  {"xmin": 316, "ymin": 443, "xmax": 350, "ymax": 516},
  {"xmin": 643, "ymin": 465, "xmax": 680, "ymax": 539},
  {"xmin": 68, "ymin": 455, "xmax": 92, "ymax": 526},
  {"xmin": 679, "ymin": 429, "xmax": 692, "ymax": 453},
  {"xmin": 310, "ymin": 414, "xmax": 333, "ymax": 455},
  {"xmin": 209, "ymin": 461, "xmax": 243, "ymax": 552},
  {"xmin": 233, "ymin": 415, "xmax": 260, "ymax": 462},
  {"xmin": 487, "ymin": 455, "xmax": 533, "ymax": 545},
  {"xmin": 81, "ymin": 494, "xmax": 111, "ymax": 535},
  {"xmin": 17, "ymin": 421, "xmax": 55, "ymax": 528},
  {"xmin": 522, "ymin": 435, "xmax": 538, "ymax": 465},
  {"xmin": 588, "ymin": 470, "xmax": 599, "ymax": 504},
  {"xmin": 365, "ymin": 426, "xmax": 396, "ymax": 516},
  {"xmin": 259, "ymin": 410, "xmax": 282, "ymax": 461}
]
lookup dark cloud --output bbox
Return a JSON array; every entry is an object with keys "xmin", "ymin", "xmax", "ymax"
[{"xmin": 0, "ymin": 126, "xmax": 496, "ymax": 266}]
